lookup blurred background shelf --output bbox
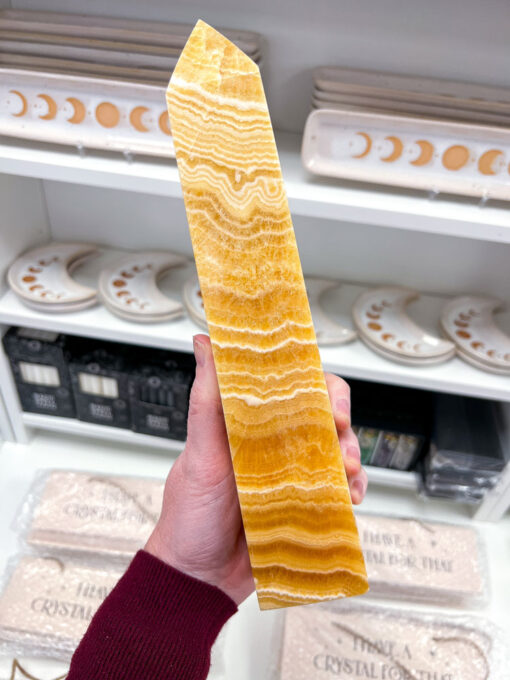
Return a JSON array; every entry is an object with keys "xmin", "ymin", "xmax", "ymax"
[
  {"xmin": 1, "ymin": 281, "xmax": 509, "ymax": 403},
  {"xmin": 21, "ymin": 412, "xmax": 184, "ymax": 452},
  {"xmin": 1, "ymin": 133, "xmax": 510, "ymax": 244},
  {"xmin": 19, "ymin": 412, "xmax": 421, "ymax": 490}
]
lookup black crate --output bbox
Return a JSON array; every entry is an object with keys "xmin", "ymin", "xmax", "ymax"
[
  {"xmin": 2, "ymin": 327, "xmax": 75, "ymax": 418},
  {"xmin": 128, "ymin": 348, "xmax": 194, "ymax": 440},
  {"xmin": 68, "ymin": 338, "xmax": 132, "ymax": 429}
]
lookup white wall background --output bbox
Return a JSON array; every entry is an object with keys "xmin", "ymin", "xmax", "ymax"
[{"xmin": 11, "ymin": 0, "xmax": 510, "ymax": 133}]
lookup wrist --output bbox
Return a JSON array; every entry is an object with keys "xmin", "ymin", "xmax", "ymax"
[{"xmin": 145, "ymin": 525, "xmax": 215, "ymax": 590}]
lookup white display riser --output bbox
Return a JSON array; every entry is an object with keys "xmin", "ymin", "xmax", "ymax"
[{"xmin": 0, "ymin": 432, "xmax": 509, "ymax": 680}]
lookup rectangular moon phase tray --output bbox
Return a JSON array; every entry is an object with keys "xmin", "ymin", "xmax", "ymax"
[{"xmin": 167, "ymin": 20, "xmax": 368, "ymax": 610}]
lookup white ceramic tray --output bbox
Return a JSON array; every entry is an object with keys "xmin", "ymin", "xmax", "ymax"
[
  {"xmin": 313, "ymin": 85, "xmax": 510, "ymax": 116},
  {"xmin": 8, "ymin": 242, "xmax": 98, "ymax": 311},
  {"xmin": 0, "ymin": 68, "xmax": 174, "ymax": 157},
  {"xmin": 302, "ymin": 108, "xmax": 510, "ymax": 199},
  {"xmin": 0, "ymin": 54, "xmax": 171, "ymax": 84},
  {"xmin": 0, "ymin": 39, "xmax": 179, "ymax": 71},
  {"xmin": 312, "ymin": 91, "xmax": 510, "ymax": 127},
  {"xmin": 99, "ymin": 251, "xmax": 186, "ymax": 323},
  {"xmin": 352, "ymin": 286, "xmax": 454, "ymax": 364},
  {"xmin": 0, "ymin": 10, "xmax": 261, "ymax": 57},
  {"xmin": 313, "ymin": 66, "xmax": 510, "ymax": 107},
  {"xmin": 441, "ymin": 296, "xmax": 510, "ymax": 375}
]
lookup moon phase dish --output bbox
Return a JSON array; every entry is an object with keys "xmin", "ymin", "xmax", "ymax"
[
  {"xmin": 168, "ymin": 21, "xmax": 368, "ymax": 610},
  {"xmin": 182, "ymin": 275, "xmax": 208, "ymax": 331},
  {"xmin": 99, "ymin": 251, "xmax": 187, "ymax": 323},
  {"xmin": 302, "ymin": 108, "xmax": 510, "ymax": 199},
  {"xmin": 305, "ymin": 278, "xmax": 357, "ymax": 346},
  {"xmin": 441, "ymin": 296, "xmax": 510, "ymax": 375},
  {"xmin": 352, "ymin": 287, "xmax": 455, "ymax": 365},
  {"xmin": 0, "ymin": 68, "xmax": 176, "ymax": 157},
  {"xmin": 8, "ymin": 243, "xmax": 98, "ymax": 311}
]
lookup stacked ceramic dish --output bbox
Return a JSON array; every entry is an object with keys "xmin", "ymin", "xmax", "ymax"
[
  {"xmin": 98, "ymin": 251, "xmax": 187, "ymax": 323},
  {"xmin": 182, "ymin": 275, "xmax": 358, "ymax": 345},
  {"xmin": 312, "ymin": 66, "xmax": 510, "ymax": 127},
  {"xmin": 0, "ymin": 10, "xmax": 261, "ymax": 156},
  {"xmin": 7, "ymin": 243, "xmax": 98, "ymax": 313},
  {"xmin": 352, "ymin": 286, "xmax": 455, "ymax": 366},
  {"xmin": 304, "ymin": 67, "xmax": 510, "ymax": 200},
  {"xmin": 0, "ymin": 10, "xmax": 262, "ymax": 82},
  {"xmin": 440, "ymin": 296, "xmax": 510, "ymax": 375}
]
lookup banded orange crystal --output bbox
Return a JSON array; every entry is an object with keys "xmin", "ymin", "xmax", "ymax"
[{"xmin": 167, "ymin": 20, "xmax": 368, "ymax": 609}]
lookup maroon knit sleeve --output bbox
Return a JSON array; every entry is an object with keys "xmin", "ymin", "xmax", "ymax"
[{"xmin": 67, "ymin": 550, "xmax": 238, "ymax": 680}]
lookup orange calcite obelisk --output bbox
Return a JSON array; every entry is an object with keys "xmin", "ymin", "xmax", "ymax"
[{"xmin": 167, "ymin": 20, "xmax": 368, "ymax": 609}]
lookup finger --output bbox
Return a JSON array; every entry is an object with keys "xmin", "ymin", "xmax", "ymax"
[
  {"xmin": 324, "ymin": 373, "xmax": 351, "ymax": 430},
  {"xmin": 349, "ymin": 467, "xmax": 368, "ymax": 505},
  {"xmin": 338, "ymin": 427, "xmax": 361, "ymax": 478},
  {"xmin": 184, "ymin": 335, "xmax": 229, "ymax": 467}
]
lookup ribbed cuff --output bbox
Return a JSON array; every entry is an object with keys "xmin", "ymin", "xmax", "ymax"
[{"xmin": 68, "ymin": 550, "xmax": 238, "ymax": 680}]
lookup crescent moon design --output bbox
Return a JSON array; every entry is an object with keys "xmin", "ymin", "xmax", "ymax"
[
  {"xmin": 305, "ymin": 278, "xmax": 357, "ymax": 345},
  {"xmin": 159, "ymin": 111, "xmax": 172, "ymax": 136},
  {"xmin": 99, "ymin": 252, "xmax": 187, "ymax": 322},
  {"xmin": 130, "ymin": 106, "xmax": 150, "ymax": 133},
  {"xmin": 353, "ymin": 286, "xmax": 455, "ymax": 364},
  {"xmin": 381, "ymin": 136, "xmax": 404, "ymax": 163},
  {"xmin": 66, "ymin": 97, "xmax": 86, "ymax": 124},
  {"xmin": 478, "ymin": 149, "xmax": 504, "ymax": 176},
  {"xmin": 9, "ymin": 89, "xmax": 28, "ymax": 117},
  {"xmin": 352, "ymin": 132, "xmax": 372, "ymax": 159},
  {"xmin": 442, "ymin": 145, "xmax": 470, "ymax": 171},
  {"xmin": 441, "ymin": 296, "xmax": 510, "ymax": 373},
  {"xmin": 7, "ymin": 243, "xmax": 97, "ymax": 310},
  {"xmin": 37, "ymin": 94, "xmax": 58, "ymax": 121},
  {"xmin": 411, "ymin": 140, "xmax": 434, "ymax": 167}
]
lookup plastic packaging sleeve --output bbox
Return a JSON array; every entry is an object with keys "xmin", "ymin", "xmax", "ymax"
[
  {"xmin": 271, "ymin": 600, "xmax": 509, "ymax": 680},
  {"xmin": 355, "ymin": 511, "xmax": 489, "ymax": 608},
  {"xmin": 14, "ymin": 470, "xmax": 165, "ymax": 561},
  {"xmin": 0, "ymin": 654, "xmax": 69, "ymax": 680},
  {"xmin": 0, "ymin": 553, "xmax": 124, "ymax": 661}
]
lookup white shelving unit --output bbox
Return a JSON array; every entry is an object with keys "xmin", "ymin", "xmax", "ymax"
[
  {"xmin": 0, "ymin": 139, "xmax": 509, "ymax": 515},
  {"xmin": 1, "ymin": 134, "xmax": 510, "ymax": 244},
  {"xmin": 0, "ymin": 0, "xmax": 510, "ymax": 675}
]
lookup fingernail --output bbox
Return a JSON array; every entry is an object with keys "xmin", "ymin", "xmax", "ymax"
[
  {"xmin": 336, "ymin": 398, "xmax": 350, "ymax": 415},
  {"xmin": 193, "ymin": 336, "xmax": 206, "ymax": 367},
  {"xmin": 346, "ymin": 446, "xmax": 360, "ymax": 460},
  {"xmin": 352, "ymin": 479, "xmax": 364, "ymax": 499}
]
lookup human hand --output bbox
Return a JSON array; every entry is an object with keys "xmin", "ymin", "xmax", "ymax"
[{"xmin": 145, "ymin": 334, "xmax": 368, "ymax": 605}]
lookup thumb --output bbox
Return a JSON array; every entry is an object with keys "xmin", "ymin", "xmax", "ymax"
[{"xmin": 184, "ymin": 335, "xmax": 229, "ymax": 466}]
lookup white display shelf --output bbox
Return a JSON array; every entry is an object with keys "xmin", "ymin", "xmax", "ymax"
[
  {"xmin": 365, "ymin": 465, "xmax": 418, "ymax": 490},
  {"xmin": 20, "ymin": 412, "xmax": 419, "ymax": 490},
  {"xmin": 21, "ymin": 412, "xmax": 184, "ymax": 453},
  {"xmin": 1, "ymin": 133, "xmax": 510, "ymax": 244},
  {"xmin": 1, "ymin": 279, "xmax": 509, "ymax": 403}
]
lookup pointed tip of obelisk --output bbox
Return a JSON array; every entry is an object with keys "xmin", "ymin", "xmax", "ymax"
[{"xmin": 170, "ymin": 18, "xmax": 258, "ymax": 85}]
